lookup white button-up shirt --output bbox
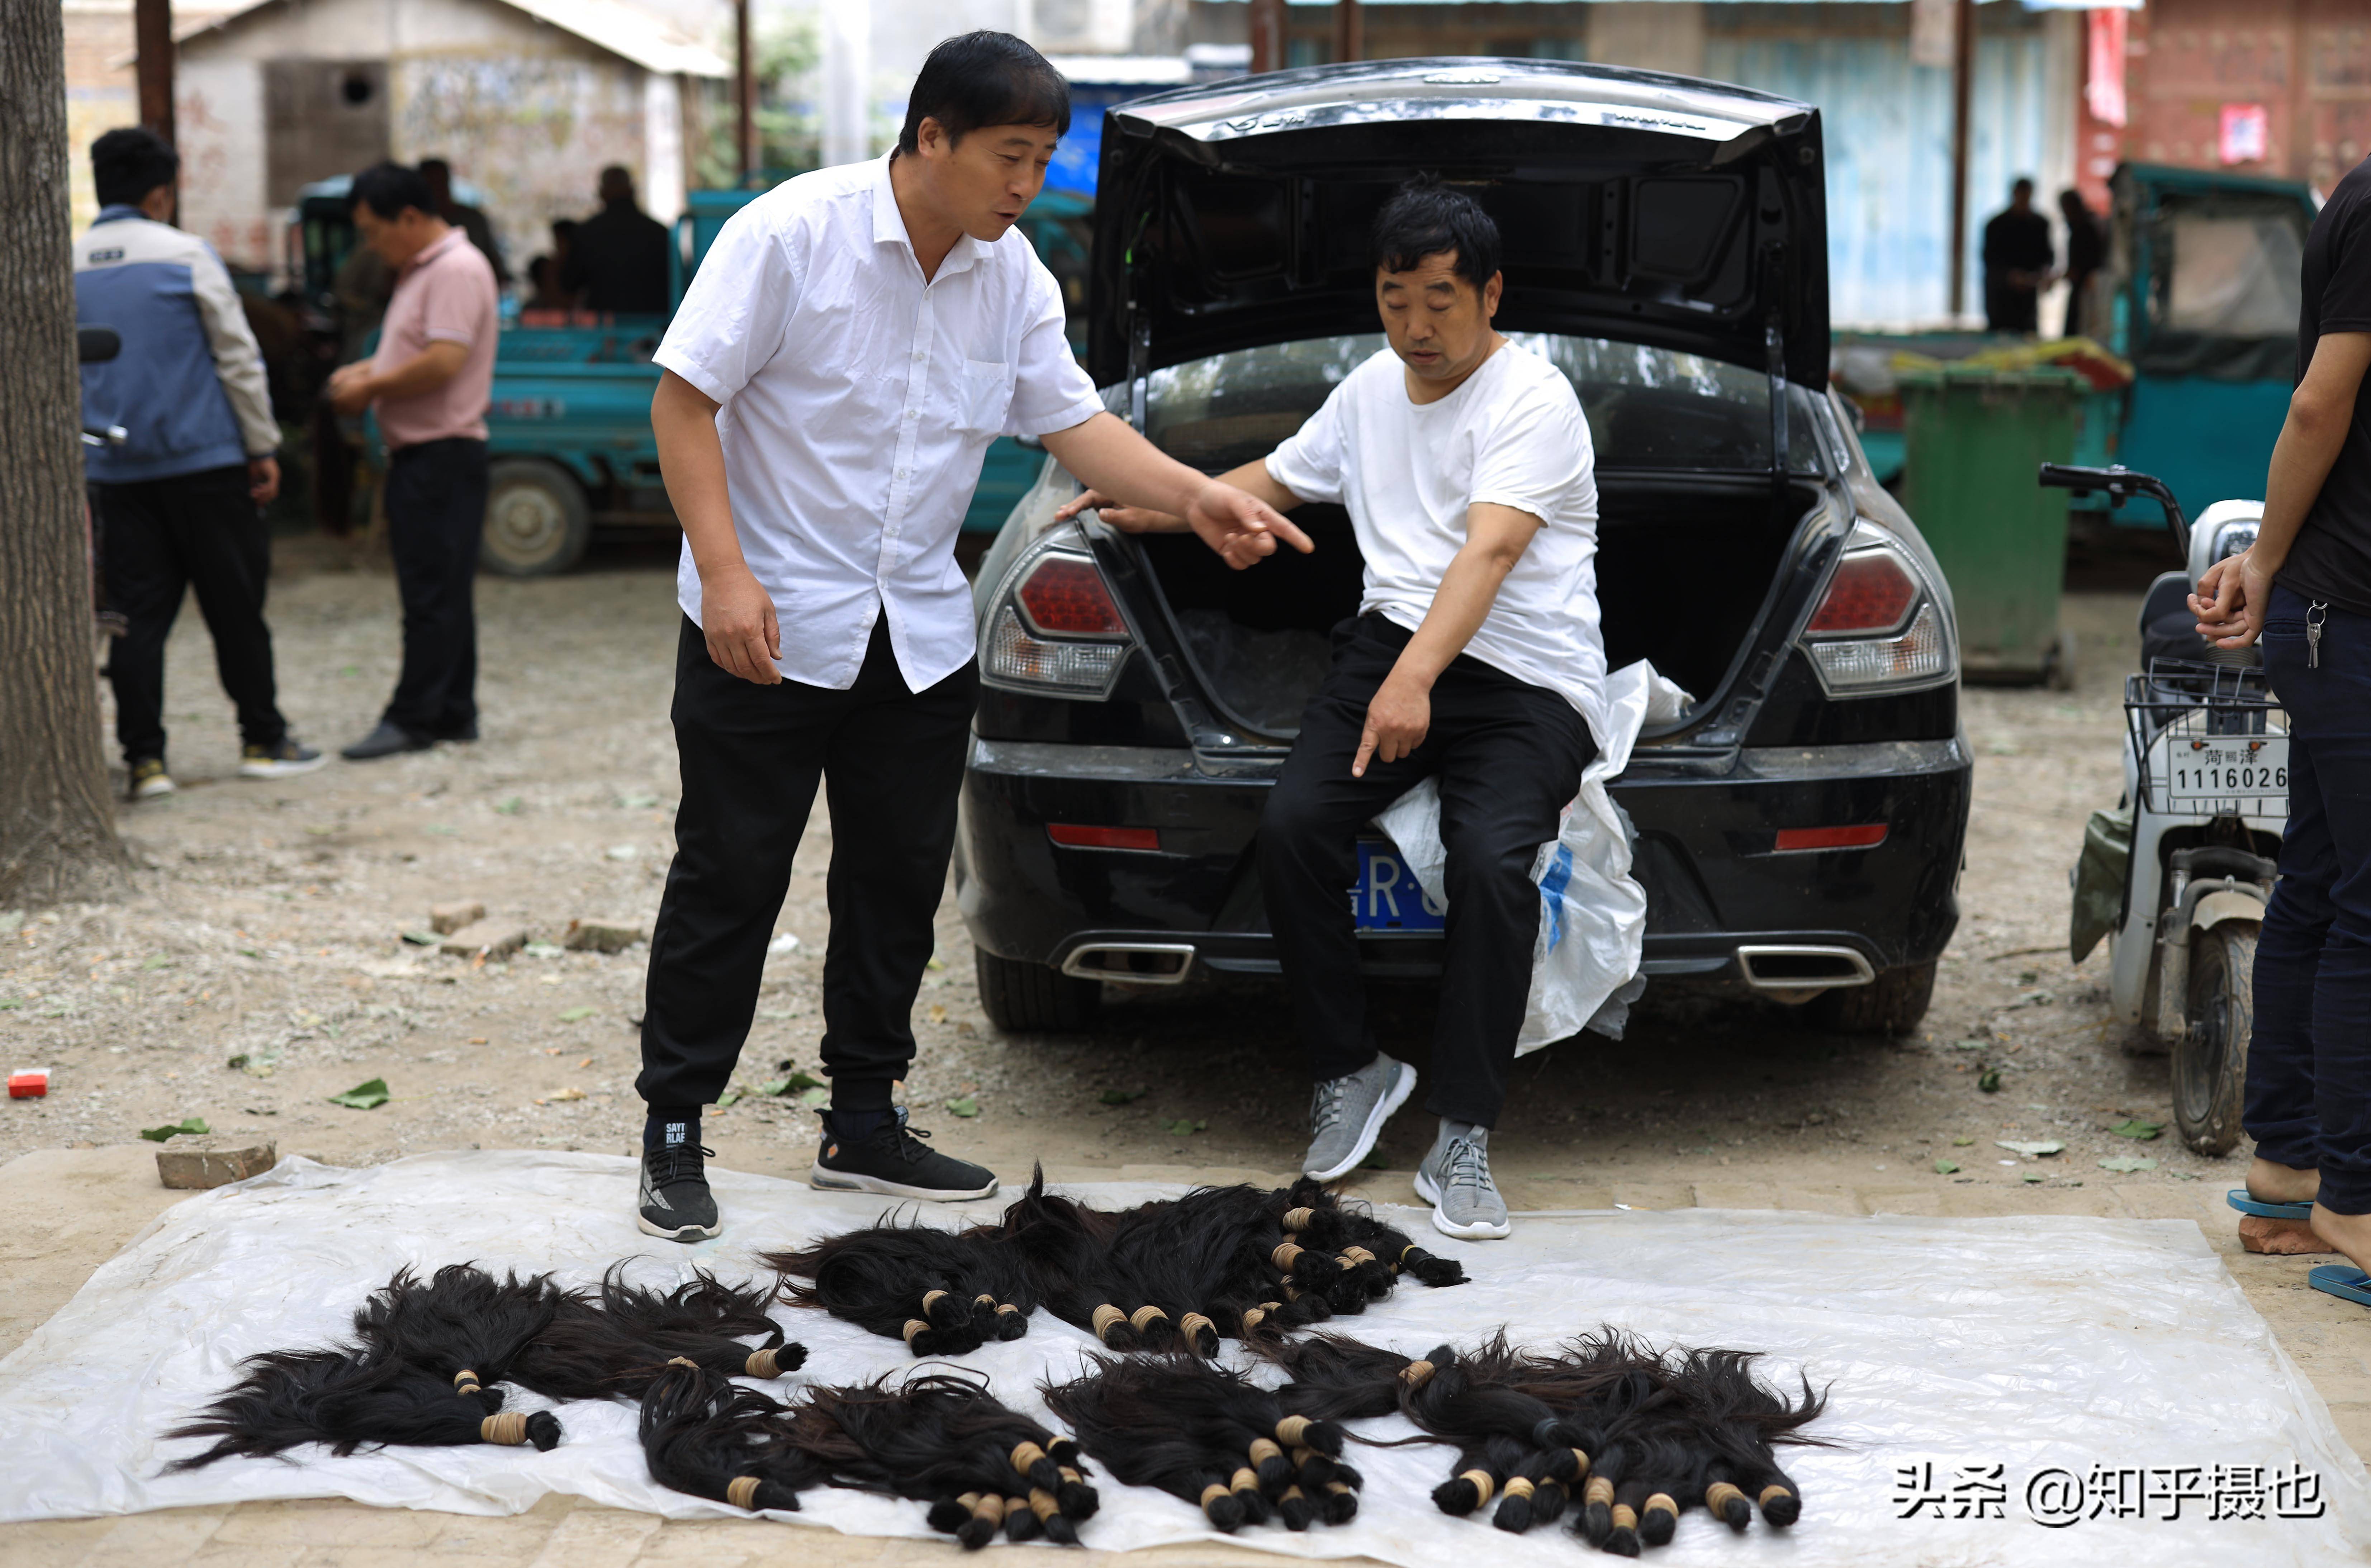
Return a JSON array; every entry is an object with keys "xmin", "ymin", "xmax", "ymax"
[{"xmin": 654, "ymin": 154, "xmax": 1105, "ymax": 690}]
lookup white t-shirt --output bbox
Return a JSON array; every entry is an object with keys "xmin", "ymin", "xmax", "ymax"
[
  {"xmin": 654, "ymin": 154, "xmax": 1105, "ymax": 692},
  {"xmin": 1265, "ymin": 341, "xmax": 1607, "ymax": 745}
]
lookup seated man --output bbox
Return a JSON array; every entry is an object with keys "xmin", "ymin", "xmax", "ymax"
[{"xmin": 1061, "ymin": 179, "xmax": 1604, "ymax": 1240}]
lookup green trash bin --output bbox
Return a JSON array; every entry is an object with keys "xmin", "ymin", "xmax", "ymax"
[{"xmin": 1900, "ymin": 365, "xmax": 2085, "ymax": 684}]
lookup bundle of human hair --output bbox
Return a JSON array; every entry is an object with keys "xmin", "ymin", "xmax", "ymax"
[
  {"xmin": 1042, "ymin": 1354, "xmax": 1360, "ymax": 1533},
  {"xmin": 638, "ymin": 1359, "xmax": 820, "ymax": 1513},
  {"xmin": 167, "ymin": 1261, "xmax": 804, "ymax": 1470},
  {"xmin": 768, "ymin": 1169, "xmax": 1467, "ymax": 1358},
  {"xmin": 1262, "ymin": 1329, "xmax": 1824, "ymax": 1553}
]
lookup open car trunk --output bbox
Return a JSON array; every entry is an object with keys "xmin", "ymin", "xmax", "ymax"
[{"xmin": 1134, "ymin": 477, "xmax": 1814, "ymax": 740}]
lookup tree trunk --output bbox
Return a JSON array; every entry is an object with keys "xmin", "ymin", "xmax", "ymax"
[{"xmin": 0, "ymin": 0, "xmax": 131, "ymax": 907}]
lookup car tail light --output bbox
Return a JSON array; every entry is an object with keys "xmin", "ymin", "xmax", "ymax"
[
  {"xmin": 981, "ymin": 540, "xmax": 1134, "ymax": 700},
  {"xmin": 1800, "ymin": 528, "xmax": 1955, "ymax": 694},
  {"xmin": 1048, "ymin": 824, "xmax": 1161, "ymax": 851},
  {"xmin": 1774, "ymin": 824, "xmax": 1888, "ymax": 852}
]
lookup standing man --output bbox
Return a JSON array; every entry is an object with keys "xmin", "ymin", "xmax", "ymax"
[
  {"xmin": 1982, "ymin": 177, "xmax": 2054, "ymax": 334},
  {"xmin": 1060, "ymin": 181, "xmax": 1602, "ymax": 1241},
  {"xmin": 75, "ymin": 127, "xmax": 324, "ymax": 797},
  {"xmin": 636, "ymin": 30, "xmax": 1299, "ymax": 1240},
  {"xmin": 2059, "ymin": 187, "xmax": 2107, "ymax": 340},
  {"xmin": 327, "ymin": 163, "xmax": 499, "ymax": 760},
  {"xmin": 417, "ymin": 158, "xmax": 510, "ymax": 288},
  {"xmin": 561, "ymin": 166, "xmax": 671, "ymax": 315},
  {"xmin": 2194, "ymin": 153, "xmax": 2371, "ymax": 1288}
]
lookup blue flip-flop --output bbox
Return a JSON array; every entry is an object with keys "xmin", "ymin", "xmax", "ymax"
[
  {"xmin": 2229, "ymin": 1189, "xmax": 2315, "ymax": 1221},
  {"xmin": 2310, "ymin": 1265, "xmax": 2371, "ymax": 1306}
]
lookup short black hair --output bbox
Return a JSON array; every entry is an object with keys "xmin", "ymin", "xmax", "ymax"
[
  {"xmin": 898, "ymin": 31, "xmax": 1069, "ymax": 156},
  {"xmin": 2011, "ymin": 176, "xmax": 2035, "ymax": 196},
  {"xmin": 351, "ymin": 162, "xmax": 439, "ymax": 222},
  {"xmin": 1371, "ymin": 176, "xmax": 1501, "ymax": 293},
  {"xmin": 93, "ymin": 127, "xmax": 178, "ymax": 208}
]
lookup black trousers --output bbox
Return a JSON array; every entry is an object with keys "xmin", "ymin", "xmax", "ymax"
[
  {"xmin": 381, "ymin": 437, "xmax": 487, "ymax": 738},
  {"xmin": 1260, "ymin": 613, "xmax": 1594, "ymax": 1128},
  {"xmin": 637, "ymin": 614, "xmax": 979, "ymax": 1112},
  {"xmin": 95, "ymin": 463, "xmax": 288, "ymax": 765}
]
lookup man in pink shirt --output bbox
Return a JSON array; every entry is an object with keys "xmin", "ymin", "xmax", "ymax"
[{"xmin": 326, "ymin": 162, "xmax": 499, "ymax": 759}]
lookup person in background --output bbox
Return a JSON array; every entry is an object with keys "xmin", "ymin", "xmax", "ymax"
[
  {"xmin": 73, "ymin": 126, "xmax": 324, "ymax": 798},
  {"xmin": 2059, "ymin": 187, "xmax": 2107, "ymax": 341},
  {"xmin": 561, "ymin": 167, "xmax": 671, "ymax": 315},
  {"xmin": 1982, "ymin": 177, "xmax": 2053, "ymax": 334},
  {"xmin": 526, "ymin": 218, "xmax": 581, "ymax": 312},
  {"xmin": 417, "ymin": 157, "xmax": 509, "ymax": 288},
  {"xmin": 2192, "ymin": 149, "xmax": 2371, "ymax": 1295},
  {"xmin": 325, "ymin": 162, "xmax": 499, "ymax": 761}
]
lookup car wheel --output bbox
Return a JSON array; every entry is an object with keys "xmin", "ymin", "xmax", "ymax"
[
  {"xmin": 482, "ymin": 458, "xmax": 591, "ymax": 578},
  {"xmin": 1808, "ymin": 959, "xmax": 1936, "ymax": 1036},
  {"xmin": 975, "ymin": 949, "xmax": 1100, "ymax": 1033},
  {"xmin": 2175, "ymin": 923, "xmax": 2253, "ymax": 1156}
]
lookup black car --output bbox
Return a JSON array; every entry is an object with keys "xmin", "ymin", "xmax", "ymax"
[{"xmin": 954, "ymin": 59, "xmax": 1972, "ymax": 1037}]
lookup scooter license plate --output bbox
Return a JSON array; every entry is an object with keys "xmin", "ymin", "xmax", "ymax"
[
  {"xmin": 1348, "ymin": 840, "xmax": 1444, "ymax": 933},
  {"xmin": 2162, "ymin": 735, "xmax": 2289, "ymax": 812}
]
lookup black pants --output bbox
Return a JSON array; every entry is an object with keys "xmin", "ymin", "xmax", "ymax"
[
  {"xmin": 1260, "ymin": 614, "xmax": 1593, "ymax": 1128},
  {"xmin": 381, "ymin": 437, "xmax": 487, "ymax": 738},
  {"xmin": 637, "ymin": 614, "xmax": 980, "ymax": 1112},
  {"xmin": 95, "ymin": 463, "xmax": 288, "ymax": 765}
]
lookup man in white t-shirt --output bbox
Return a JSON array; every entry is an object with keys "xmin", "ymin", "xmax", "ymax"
[
  {"xmin": 1063, "ymin": 180, "xmax": 1602, "ymax": 1240},
  {"xmin": 635, "ymin": 32, "xmax": 1299, "ymax": 1241}
]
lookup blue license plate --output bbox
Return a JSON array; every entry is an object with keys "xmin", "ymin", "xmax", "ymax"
[{"xmin": 1350, "ymin": 840, "xmax": 1443, "ymax": 932}]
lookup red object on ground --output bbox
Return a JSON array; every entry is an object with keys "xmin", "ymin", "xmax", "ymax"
[
  {"xmin": 1775, "ymin": 825, "xmax": 1890, "ymax": 852},
  {"xmin": 9, "ymin": 1068, "xmax": 51, "ymax": 1098},
  {"xmin": 1047, "ymin": 824, "xmax": 1162, "ymax": 851}
]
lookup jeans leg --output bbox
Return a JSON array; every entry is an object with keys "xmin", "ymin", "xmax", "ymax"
[
  {"xmin": 96, "ymin": 479, "xmax": 185, "ymax": 766},
  {"xmin": 176, "ymin": 465, "xmax": 289, "ymax": 751},
  {"xmin": 381, "ymin": 441, "xmax": 484, "ymax": 737},
  {"xmin": 636, "ymin": 619, "xmax": 828, "ymax": 1112},
  {"xmin": 814, "ymin": 626, "xmax": 979, "ymax": 1108},
  {"xmin": 2245, "ymin": 712, "xmax": 2329, "ymax": 1172}
]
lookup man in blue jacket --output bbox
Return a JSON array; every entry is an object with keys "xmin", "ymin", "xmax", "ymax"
[{"xmin": 75, "ymin": 127, "xmax": 322, "ymax": 798}]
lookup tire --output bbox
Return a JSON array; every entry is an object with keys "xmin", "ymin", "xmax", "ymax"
[
  {"xmin": 2176, "ymin": 923, "xmax": 2254, "ymax": 1156},
  {"xmin": 481, "ymin": 457, "xmax": 591, "ymax": 577},
  {"xmin": 1808, "ymin": 959, "xmax": 1937, "ymax": 1036},
  {"xmin": 975, "ymin": 949, "xmax": 1100, "ymax": 1033}
]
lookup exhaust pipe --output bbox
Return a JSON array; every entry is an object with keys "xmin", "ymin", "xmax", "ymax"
[
  {"xmin": 1734, "ymin": 945, "xmax": 1876, "ymax": 997},
  {"xmin": 1060, "ymin": 943, "xmax": 1196, "ymax": 985}
]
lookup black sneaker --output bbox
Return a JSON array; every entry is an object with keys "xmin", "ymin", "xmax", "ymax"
[
  {"xmin": 637, "ymin": 1140, "xmax": 721, "ymax": 1241},
  {"xmin": 810, "ymin": 1107, "xmax": 999, "ymax": 1202}
]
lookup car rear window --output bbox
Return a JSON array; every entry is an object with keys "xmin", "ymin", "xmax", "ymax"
[{"xmin": 1121, "ymin": 333, "xmax": 1826, "ymax": 474}]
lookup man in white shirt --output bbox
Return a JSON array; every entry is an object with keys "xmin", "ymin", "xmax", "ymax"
[
  {"xmin": 1063, "ymin": 180, "xmax": 1602, "ymax": 1240},
  {"xmin": 637, "ymin": 31, "xmax": 1298, "ymax": 1240}
]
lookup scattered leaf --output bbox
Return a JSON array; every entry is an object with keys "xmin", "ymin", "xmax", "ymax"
[
  {"xmin": 1951, "ymin": 1136, "xmax": 1974, "ymax": 1146},
  {"xmin": 400, "ymin": 930, "xmax": 441, "ymax": 946},
  {"xmin": 236, "ymin": 946, "xmax": 263, "ymax": 959},
  {"xmin": 2098, "ymin": 1155, "xmax": 2159, "ymax": 1173},
  {"xmin": 139, "ymin": 1117, "xmax": 210, "ymax": 1142},
  {"xmin": 1360, "ymin": 1150, "xmax": 1389, "ymax": 1171},
  {"xmin": 798, "ymin": 1087, "xmax": 829, "ymax": 1109},
  {"xmin": 716, "ymin": 1089, "xmax": 743, "ymax": 1109},
  {"xmin": 1996, "ymin": 1140, "xmax": 2065, "ymax": 1158},
  {"xmin": 556, "ymin": 1006, "xmax": 597, "ymax": 1022},
  {"xmin": 494, "ymin": 796, "xmax": 524, "ymax": 815},
  {"xmin": 926, "ymin": 956, "xmax": 946, "ymax": 971},
  {"xmin": 946, "ymin": 1096, "xmax": 980, "ymax": 1118},
  {"xmin": 328, "ymin": 1078, "xmax": 390, "ymax": 1110},
  {"xmin": 1933, "ymin": 1159, "xmax": 1960, "ymax": 1174},
  {"xmin": 2021, "ymin": 1172, "xmax": 2048, "ymax": 1184},
  {"xmin": 1953, "ymin": 1039, "xmax": 1986, "ymax": 1051},
  {"xmin": 2110, "ymin": 1119, "xmax": 2164, "ymax": 1141},
  {"xmin": 928, "ymin": 1004, "xmax": 948, "ymax": 1024},
  {"xmin": 523, "ymin": 941, "xmax": 565, "ymax": 959},
  {"xmin": 781, "ymin": 1071, "xmax": 823, "ymax": 1092},
  {"xmin": 141, "ymin": 955, "xmax": 174, "ymax": 970},
  {"xmin": 1099, "ymin": 1087, "xmax": 1147, "ymax": 1106},
  {"xmin": 545, "ymin": 1087, "xmax": 585, "ymax": 1103},
  {"xmin": 617, "ymin": 792, "xmax": 660, "ymax": 810},
  {"xmin": 1977, "ymin": 1069, "xmax": 2002, "ymax": 1093},
  {"xmin": 1162, "ymin": 1118, "xmax": 1208, "ymax": 1136}
]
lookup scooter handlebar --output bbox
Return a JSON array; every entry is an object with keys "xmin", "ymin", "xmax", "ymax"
[{"xmin": 2036, "ymin": 463, "xmax": 2190, "ymax": 557}]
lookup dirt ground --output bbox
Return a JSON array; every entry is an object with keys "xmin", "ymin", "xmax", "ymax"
[
  {"xmin": 0, "ymin": 528, "xmax": 2223, "ymax": 1195},
  {"xmin": 12, "ymin": 524, "xmax": 2371, "ymax": 1566}
]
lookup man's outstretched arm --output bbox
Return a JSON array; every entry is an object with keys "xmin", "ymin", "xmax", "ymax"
[
  {"xmin": 1354, "ymin": 503, "xmax": 1544, "ymax": 777},
  {"xmin": 1042, "ymin": 413, "xmax": 1313, "ymax": 569}
]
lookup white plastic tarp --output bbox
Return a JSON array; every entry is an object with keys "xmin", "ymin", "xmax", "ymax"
[{"xmin": 4, "ymin": 1150, "xmax": 2369, "ymax": 1568}]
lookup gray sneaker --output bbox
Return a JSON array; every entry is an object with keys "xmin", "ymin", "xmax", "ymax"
[
  {"xmin": 1301, "ymin": 1052, "xmax": 1416, "ymax": 1181},
  {"xmin": 1414, "ymin": 1122, "xmax": 1511, "ymax": 1239}
]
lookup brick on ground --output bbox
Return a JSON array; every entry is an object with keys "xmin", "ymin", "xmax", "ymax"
[
  {"xmin": 155, "ymin": 1137, "xmax": 276, "ymax": 1190},
  {"xmin": 429, "ymin": 900, "xmax": 486, "ymax": 935},
  {"xmin": 440, "ymin": 920, "xmax": 527, "ymax": 960},
  {"xmin": 563, "ymin": 918, "xmax": 647, "ymax": 954}
]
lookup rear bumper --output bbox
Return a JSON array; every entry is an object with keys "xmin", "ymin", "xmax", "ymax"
[{"xmin": 954, "ymin": 732, "xmax": 1971, "ymax": 985}]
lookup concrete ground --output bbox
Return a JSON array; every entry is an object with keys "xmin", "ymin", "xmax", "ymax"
[{"xmin": 6, "ymin": 526, "xmax": 2370, "ymax": 1563}]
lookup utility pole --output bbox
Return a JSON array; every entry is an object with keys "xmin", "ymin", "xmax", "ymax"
[
  {"xmin": 134, "ymin": 0, "xmax": 173, "ymax": 146},
  {"xmin": 1332, "ymin": 0, "xmax": 1361, "ymax": 64},
  {"xmin": 735, "ymin": 0, "xmax": 754, "ymax": 183},
  {"xmin": 1249, "ymin": 0, "xmax": 1285, "ymax": 73},
  {"xmin": 1947, "ymin": 0, "xmax": 1974, "ymax": 318}
]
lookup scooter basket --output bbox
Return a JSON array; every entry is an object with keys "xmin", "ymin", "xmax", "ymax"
[{"xmin": 2123, "ymin": 658, "xmax": 2289, "ymax": 819}]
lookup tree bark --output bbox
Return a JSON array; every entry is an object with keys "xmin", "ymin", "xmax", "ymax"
[{"xmin": 0, "ymin": 0, "xmax": 131, "ymax": 907}]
